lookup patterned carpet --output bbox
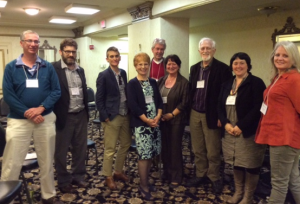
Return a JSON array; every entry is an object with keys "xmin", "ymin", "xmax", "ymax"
[{"xmin": 4, "ymin": 114, "xmax": 274, "ymax": 204}]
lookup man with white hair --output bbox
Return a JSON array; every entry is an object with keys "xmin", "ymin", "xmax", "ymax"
[
  {"xmin": 187, "ymin": 37, "xmax": 232, "ymax": 193},
  {"xmin": 149, "ymin": 38, "xmax": 166, "ymax": 81}
]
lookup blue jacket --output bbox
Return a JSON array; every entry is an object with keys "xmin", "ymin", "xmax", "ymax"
[
  {"xmin": 127, "ymin": 77, "xmax": 163, "ymax": 128},
  {"xmin": 3, "ymin": 58, "xmax": 61, "ymax": 119},
  {"xmin": 96, "ymin": 67, "xmax": 128, "ymax": 122}
]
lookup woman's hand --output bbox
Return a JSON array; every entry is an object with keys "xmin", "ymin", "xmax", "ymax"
[
  {"xmin": 146, "ymin": 118, "xmax": 159, "ymax": 128},
  {"xmin": 225, "ymin": 123, "xmax": 234, "ymax": 136},
  {"xmin": 233, "ymin": 125, "xmax": 242, "ymax": 136},
  {"xmin": 161, "ymin": 113, "xmax": 173, "ymax": 121}
]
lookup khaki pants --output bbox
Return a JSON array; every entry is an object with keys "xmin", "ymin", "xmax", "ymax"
[
  {"xmin": 189, "ymin": 109, "xmax": 221, "ymax": 181},
  {"xmin": 1, "ymin": 112, "xmax": 57, "ymax": 199},
  {"xmin": 102, "ymin": 115, "xmax": 131, "ymax": 177}
]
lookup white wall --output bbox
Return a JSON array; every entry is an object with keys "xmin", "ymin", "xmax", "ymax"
[{"xmin": 189, "ymin": 9, "xmax": 300, "ymax": 85}]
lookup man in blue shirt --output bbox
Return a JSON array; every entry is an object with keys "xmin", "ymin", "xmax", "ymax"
[{"xmin": 0, "ymin": 30, "xmax": 62, "ymax": 204}]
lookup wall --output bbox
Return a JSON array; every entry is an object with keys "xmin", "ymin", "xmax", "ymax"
[{"xmin": 189, "ymin": 9, "xmax": 300, "ymax": 85}]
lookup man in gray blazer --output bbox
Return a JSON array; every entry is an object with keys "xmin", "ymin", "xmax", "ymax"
[{"xmin": 96, "ymin": 46, "xmax": 131, "ymax": 190}]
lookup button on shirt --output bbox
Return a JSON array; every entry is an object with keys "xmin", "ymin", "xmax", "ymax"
[
  {"xmin": 112, "ymin": 69, "xmax": 128, "ymax": 116},
  {"xmin": 192, "ymin": 62, "xmax": 211, "ymax": 113},
  {"xmin": 61, "ymin": 60, "xmax": 85, "ymax": 113}
]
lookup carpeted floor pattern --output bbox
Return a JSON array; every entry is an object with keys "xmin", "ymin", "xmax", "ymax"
[{"xmin": 6, "ymin": 114, "xmax": 273, "ymax": 204}]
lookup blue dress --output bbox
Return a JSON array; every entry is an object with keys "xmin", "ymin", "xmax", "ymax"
[{"xmin": 133, "ymin": 80, "xmax": 161, "ymax": 160}]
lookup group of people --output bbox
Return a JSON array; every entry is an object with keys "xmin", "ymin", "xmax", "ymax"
[{"xmin": 0, "ymin": 29, "xmax": 299, "ymax": 204}]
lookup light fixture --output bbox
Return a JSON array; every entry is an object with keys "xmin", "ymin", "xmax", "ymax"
[
  {"xmin": 118, "ymin": 34, "xmax": 128, "ymax": 41},
  {"xmin": 65, "ymin": 3, "xmax": 100, "ymax": 15},
  {"xmin": 49, "ymin": 16, "xmax": 77, "ymax": 24},
  {"xmin": 0, "ymin": 0, "xmax": 7, "ymax": 8},
  {"xmin": 257, "ymin": 6, "xmax": 279, "ymax": 16},
  {"xmin": 24, "ymin": 8, "xmax": 40, "ymax": 16}
]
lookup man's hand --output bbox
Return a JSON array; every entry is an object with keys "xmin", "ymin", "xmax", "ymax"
[
  {"xmin": 217, "ymin": 120, "xmax": 222, "ymax": 127},
  {"xmin": 24, "ymin": 107, "xmax": 45, "ymax": 119},
  {"xmin": 31, "ymin": 115, "xmax": 45, "ymax": 124},
  {"xmin": 105, "ymin": 118, "xmax": 110, "ymax": 122}
]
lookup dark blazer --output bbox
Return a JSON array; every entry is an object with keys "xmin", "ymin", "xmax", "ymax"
[
  {"xmin": 218, "ymin": 73, "xmax": 266, "ymax": 137},
  {"xmin": 127, "ymin": 77, "xmax": 163, "ymax": 128},
  {"xmin": 189, "ymin": 58, "xmax": 232, "ymax": 129},
  {"xmin": 52, "ymin": 60, "xmax": 89, "ymax": 130},
  {"xmin": 157, "ymin": 73, "xmax": 190, "ymax": 125},
  {"xmin": 96, "ymin": 67, "xmax": 128, "ymax": 122}
]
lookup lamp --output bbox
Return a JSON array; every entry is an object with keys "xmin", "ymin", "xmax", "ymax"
[
  {"xmin": 24, "ymin": 8, "xmax": 40, "ymax": 16},
  {"xmin": 65, "ymin": 3, "xmax": 100, "ymax": 15},
  {"xmin": 49, "ymin": 16, "xmax": 77, "ymax": 24},
  {"xmin": 257, "ymin": 6, "xmax": 279, "ymax": 17},
  {"xmin": 118, "ymin": 34, "xmax": 128, "ymax": 41},
  {"xmin": 0, "ymin": 0, "xmax": 7, "ymax": 8}
]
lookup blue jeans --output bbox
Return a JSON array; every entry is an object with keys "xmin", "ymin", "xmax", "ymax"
[{"xmin": 269, "ymin": 146, "xmax": 300, "ymax": 204}]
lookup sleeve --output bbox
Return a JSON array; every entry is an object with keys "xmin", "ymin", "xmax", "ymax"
[
  {"xmin": 96, "ymin": 72, "xmax": 108, "ymax": 120},
  {"xmin": 3, "ymin": 63, "xmax": 30, "ymax": 116},
  {"xmin": 41, "ymin": 64, "xmax": 61, "ymax": 110},
  {"xmin": 153, "ymin": 82, "xmax": 163, "ymax": 110},
  {"xmin": 176, "ymin": 80, "xmax": 190, "ymax": 112},
  {"xmin": 236, "ymin": 78, "xmax": 266, "ymax": 131},
  {"xmin": 127, "ymin": 80, "xmax": 145, "ymax": 117}
]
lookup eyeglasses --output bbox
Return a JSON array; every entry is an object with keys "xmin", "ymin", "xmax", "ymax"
[
  {"xmin": 200, "ymin": 47, "xmax": 213, "ymax": 52},
  {"xmin": 63, "ymin": 50, "xmax": 77, "ymax": 55},
  {"xmin": 22, "ymin": 39, "xmax": 40, "ymax": 45}
]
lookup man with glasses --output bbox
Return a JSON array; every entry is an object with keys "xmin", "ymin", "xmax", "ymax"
[
  {"xmin": 187, "ymin": 37, "xmax": 232, "ymax": 194},
  {"xmin": 1, "ymin": 30, "xmax": 62, "ymax": 204},
  {"xmin": 96, "ymin": 46, "xmax": 131, "ymax": 190},
  {"xmin": 52, "ymin": 39, "xmax": 89, "ymax": 193},
  {"xmin": 149, "ymin": 38, "xmax": 167, "ymax": 81}
]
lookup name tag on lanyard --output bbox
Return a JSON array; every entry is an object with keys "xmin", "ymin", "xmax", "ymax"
[
  {"xmin": 226, "ymin": 95, "xmax": 236, "ymax": 105},
  {"xmin": 197, "ymin": 80, "xmax": 205, "ymax": 88},
  {"xmin": 260, "ymin": 102, "xmax": 268, "ymax": 115},
  {"xmin": 71, "ymin": 87, "xmax": 80, "ymax": 95},
  {"xmin": 26, "ymin": 79, "xmax": 39, "ymax": 88}
]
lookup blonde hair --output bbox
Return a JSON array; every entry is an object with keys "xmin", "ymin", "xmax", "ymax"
[{"xmin": 133, "ymin": 52, "xmax": 150, "ymax": 67}]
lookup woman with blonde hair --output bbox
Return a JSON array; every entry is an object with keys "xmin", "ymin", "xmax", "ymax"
[
  {"xmin": 127, "ymin": 52, "xmax": 163, "ymax": 201},
  {"xmin": 255, "ymin": 41, "xmax": 300, "ymax": 204}
]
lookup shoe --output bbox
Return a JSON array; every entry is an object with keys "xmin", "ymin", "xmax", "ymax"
[
  {"xmin": 148, "ymin": 184, "xmax": 157, "ymax": 192},
  {"xmin": 169, "ymin": 182, "xmax": 180, "ymax": 189},
  {"xmin": 41, "ymin": 197, "xmax": 64, "ymax": 204},
  {"xmin": 105, "ymin": 177, "xmax": 117, "ymax": 190},
  {"xmin": 59, "ymin": 184, "xmax": 76, "ymax": 193},
  {"xmin": 211, "ymin": 179, "xmax": 223, "ymax": 194},
  {"xmin": 185, "ymin": 177, "xmax": 206, "ymax": 187},
  {"xmin": 71, "ymin": 180, "xmax": 89, "ymax": 188},
  {"xmin": 138, "ymin": 185, "xmax": 154, "ymax": 201},
  {"xmin": 113, "ymin": 172, "xmax": 129, "ymax": 182}
]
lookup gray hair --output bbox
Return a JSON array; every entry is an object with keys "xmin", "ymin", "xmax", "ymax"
[
  {"xmin": 270, "ymin": 41, "xmax": 300, "ymax": 78},
  {"xmin": 198, "ymin": 37, "xmax": 216, "ymax": 50},
  {"xmin": 152, "ymin": 38, "xmax": 166, "ymax": 49},
  {"xmin": 20, "ymin": 30, "xmax": 39, "ymax": 41}
]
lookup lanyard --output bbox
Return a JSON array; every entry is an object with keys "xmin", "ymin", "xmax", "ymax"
[
  {"xmin": 230, "ymin": 74, "xmax": 248, "ymax": 95},
  {"xmin": 264, "ymin": 75, "xmax": 280, "ymax": 105},
  {"xmin": 22, "ymin": 64, "xmax": 39, "ymax": 80}
]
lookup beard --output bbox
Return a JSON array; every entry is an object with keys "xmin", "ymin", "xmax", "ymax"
[
  {"xmin": 63, "ymin": 56, "xmax": 76, "ymax": 66},
  {"xmin": 202, "ymin": 54, "xmax": 211, "ymax": 62}
]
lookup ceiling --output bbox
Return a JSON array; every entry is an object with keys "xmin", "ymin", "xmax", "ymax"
[{"xmin": 0, "ymin": 0, "xmax": 299, "ymax": 38}]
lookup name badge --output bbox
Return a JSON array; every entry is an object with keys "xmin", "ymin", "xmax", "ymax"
[
  {"xmin": 71, "ymin": 87, "xmax": 80, "ymax": 95},
  {"xmin": 197, "ymin": 80, "xmax": 205, "ymax": 88},
  {"xmin": 145, "ymin": 96, "xmax": 153, "ymax": 103},
  {"xmin": 26, "ymin": 79, "xmax": 39, "ymax": 88},
  {"xmin": 260, "ymin": 102, "xmax": 268, "ymax": 115},
  {"xmin": 121, "ymin": 94, "xmax": 127, "ymax": 102},
  {"xmin": 226, "ymin": 95, "xmax": 236, "ymax": 105},
  {"xmin": 162, "ymin": 97, "xmax": 167, "ymax": 104}
]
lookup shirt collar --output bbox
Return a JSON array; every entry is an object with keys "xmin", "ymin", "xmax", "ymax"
[
  {"xmin": 200, "ymin": 60, "xmax": 212, "ymax": 70},
  {"xmin": 153, "ymin": 58, "xmax": 163, "ymax": 64},
  {"xmin": 15, "ymin": 54, "xmax": 42, "ymax": 66},
  {"xmin": 61, "ymin": 59, "xmax": 79, "ymax": 70}
]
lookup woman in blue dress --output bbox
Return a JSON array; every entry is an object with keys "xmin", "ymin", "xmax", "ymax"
[{"xmin": 127, "ymin": 52, "xmax": 163, "ymax": 201}]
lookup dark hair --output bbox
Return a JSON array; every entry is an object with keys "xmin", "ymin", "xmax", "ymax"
[
  {"xmin": 230, "ymin": 52, "xmax": 252, "ymax": 72},
  {"xmin": 164, "ymin": 54, "xmax": 181, "ymax": 68},
  {"xmin": 106, "ymin": 46, "xmax": 120, "ymax": 57},
  {"xmin": 60, "ymin": 38, "xmax": 77, "ymax": 51}
]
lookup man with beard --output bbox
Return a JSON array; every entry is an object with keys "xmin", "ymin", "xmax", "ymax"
[
  {"xmin": 186, "ymin": 37, "xmax": 232, "ymax": 193},
  {"xmin": 52, "ymin": 38, "xmax": 89, "ymax": 193}
]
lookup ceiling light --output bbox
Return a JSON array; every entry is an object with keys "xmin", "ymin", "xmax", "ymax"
[
  {"xmin": 0, "ymin": 1, "xmax": 7, "ymax": 8},
  {"xmin": 24, "ymin": 8, "xmax": 40, "ymax": 16},
  {"xmin": 257, "ymin": 6, "xmax": 279, "ymax": 16},
  {"xmin": 65, "ymin": 3, "xmax": 100, "ymax": 15},
  {"xmin": 49, "ymin": 16, "xmax": 77, "ymax": 24},
  {"xmin": 118, "ymin": 34, "xmax": 128, "ymax": 41}
]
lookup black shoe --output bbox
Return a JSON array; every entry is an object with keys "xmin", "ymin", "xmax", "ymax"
[
  {"xmin": 211, "ymin": 179, "xmax": 223, "ymax": 194},
  {"xmin": 71, "ymin": 180, "xmax": 89, "ymax": 188},
  {"xmin": 185, "ymin": 177, "xmax": 206, "ymax": 187},
  {"xmin": 59, "ymin": 184, "xmax": 76, "ymax": 193}
]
